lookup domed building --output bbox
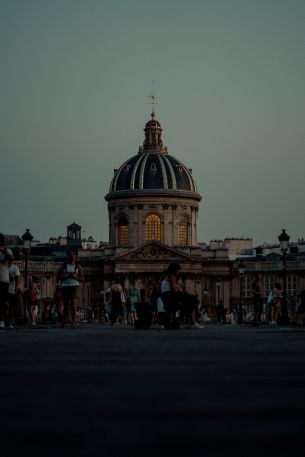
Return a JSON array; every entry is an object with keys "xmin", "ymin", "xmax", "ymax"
[
  {"xmin": 13, "ymin": 113, "xmax": 304, "ymax": 322},
  {"xmin": 17, "ymin": 111, "xmax": 302, "ymax": 321},
  {"xmin": 105, "ymin": 112, "xmax": 202, "ymax": 250}
]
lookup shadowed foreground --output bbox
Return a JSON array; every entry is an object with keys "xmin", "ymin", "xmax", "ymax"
[{"xmin": 0, "ymin": 325, "xmax": 304, "ymax": 456}]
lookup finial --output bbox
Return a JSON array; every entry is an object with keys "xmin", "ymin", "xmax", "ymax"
[{"xmin": 148, "ymin": 80, "xmax": 157, "ymax": 115}]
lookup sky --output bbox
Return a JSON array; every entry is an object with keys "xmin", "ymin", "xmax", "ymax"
[{"xmin": 1, "ymin": 0, "xmax": 305, "ymax": 246}]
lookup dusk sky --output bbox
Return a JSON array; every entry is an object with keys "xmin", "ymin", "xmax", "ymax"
[{"xmin": 1, "ymin": 0, "xmax": 304, "ymax": 246}]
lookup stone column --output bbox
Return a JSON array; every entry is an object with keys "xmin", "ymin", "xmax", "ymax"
[
  {"xmin": 172, "ymin": 204, "xmax": 178, "ymax": 245},
  {"xmin": 128, "ymin": 205, "xmax": 135, "ymax": 245},
  {"xmin": 162, "ymin": 204, "xmax": 170, "ymax": 245},
  {"xmin": 195, "ymin": 206, "xmax": 198, "ymax": 245},
  {"xmin": 108, "ymin": 206, "xmax": 114, "ymax": 245},
  {"xmin": 137, "ymin": 204, "xmax": 143, "ymax": 244}
]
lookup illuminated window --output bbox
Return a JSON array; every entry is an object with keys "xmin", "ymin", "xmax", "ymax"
[
  {"xmin": 178, "ymin": 222, "xmax": 188, "ymax": 245},
  {"xmin": 118, "ymin": 215, "xmax": 128, "ymax": 245},
  {"xmin": 145, "ymin": 214, "xmax": 161, "ymax": 241},
  {"xmin": 118, "ymin": 225, "xmax": 128, "ymax": 244}
]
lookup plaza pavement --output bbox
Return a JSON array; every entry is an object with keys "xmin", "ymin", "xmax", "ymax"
[{"xmin": 0, "ymin": 323, "xmax": 305, "ymax": 457}]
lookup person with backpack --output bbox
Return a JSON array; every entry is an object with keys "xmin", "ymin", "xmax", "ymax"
[{"xmin": 56, "ymin": 250, "xmax": 84, "ymax": 329}]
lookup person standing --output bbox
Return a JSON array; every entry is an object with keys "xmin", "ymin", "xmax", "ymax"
[
  {"xmin": 57, "ymin": 250, "xmax": 84, "ymax": 329},
  {"xmin": 107, "ymin": 277, "xmax": 125, "ymax": 325},
  {"xmin": 270, "ymin": 282, "xmax": 283, "ymax": 325},
  {"xmin": 53, "ymin": 285, "xmax": 64, "ymax": 324},
  {"xmin": 294, "ymin": 289, "xmax": 305, "ymax": 326},
  {"xmin": 126, "ymin": 285, "xmax": 140, "ymax": 325},
  {"xmin": 0, "ymin": 233, "xmax": 13, "ymax": 329},
  {"xmin": 252, "ymin": 275, "xmax": 263, "ymax": 325},
  {"xmin": 8, "ymin": 255, "xmax": 21, "ymax": 328},
  {"xmin": 160, "ymin": 262, "xmax": 183, "ymax": 329},
  {"xmin": 26, "ymin": 275, "xmax": 39, "ymax": 326},
  {"xmin": 134, "ymin": 289, "xmax": 152, "ymax": 329}
]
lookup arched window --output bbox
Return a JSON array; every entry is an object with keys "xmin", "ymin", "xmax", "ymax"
[
  {"xmin": 118, "ymin": 215, "xmax": 128, "ymax": 245},
  {"xmin": 178, "ymin": 220, "xmax": 188, "ymax": 245},
  {"xmin": 145, "ymin": 214, "xmax": 161, "ymax": 241}
]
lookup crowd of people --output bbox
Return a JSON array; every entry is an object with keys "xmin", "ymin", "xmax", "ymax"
[
  {"xmin": 250, "ymin": 274, "xmax": 304, "ymax": 326},
  {"xmin": 105, "ymin": 262, "xmax": 204, "ymax": 329},
  {"xmin": 1, "ymin": 233, "xmax": 305, "ymax": 330},
  {"xmin": 0, "ymin": 234, "xmax": 85, "ymax": 330}
]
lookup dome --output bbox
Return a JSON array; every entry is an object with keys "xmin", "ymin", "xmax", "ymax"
[
  {"xmin": 107, "ymin": 112, "xmax": 200, "ymax": 198},
  {"xmin": 109, "ymin": 153, "xmax": 197, "ymax": 193}
]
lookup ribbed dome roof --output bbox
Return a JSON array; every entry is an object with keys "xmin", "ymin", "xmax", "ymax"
[
  {"xmin": 107, "ymin": 112, "xmax": 200, "ymax": 198},
  {"xmin": 109, "ymin": 153, "xmax": 197, "ymax": 193}
]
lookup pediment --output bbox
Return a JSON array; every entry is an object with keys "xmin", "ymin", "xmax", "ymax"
[{"xmin": 113, "ymin": 241, "xmax": 193, "ymax": 262}]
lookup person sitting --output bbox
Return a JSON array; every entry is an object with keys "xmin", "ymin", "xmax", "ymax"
[{"xmin": 160, "ymin": 263, "xmax": 203, "ymax": 329}]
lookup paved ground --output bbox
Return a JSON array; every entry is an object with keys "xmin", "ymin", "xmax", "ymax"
[{"xmin": 1, "ymin": 324, "xmax": 305, "ymax": 456}]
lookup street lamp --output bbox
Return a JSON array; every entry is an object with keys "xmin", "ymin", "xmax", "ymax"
[
  {"xmin": 203, "ymin": 286, "xmax": 208, "ymax": 307},
  {"xmin": 21, "ymin": 229, "xmax": 33, "ymax": 290},
  {"xmin": 278, "ymin": 229, "xmax": 290, "ymax": 324},
  {"xmin": 216, "ymin": 279, "xmax": 223, "ymax": 323},
  {"xmin": 203, "ymin": 286, "xmax": 208, "ymax": 298},
  {"xmin": 216, "ymin": 280, "xmax": 222, "ymax": 304},
  {"xmin": 237, "ymin": 262, "xmax": 245, "ymax": 324}
]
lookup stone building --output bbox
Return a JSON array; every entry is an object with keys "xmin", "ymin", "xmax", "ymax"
[
  {"xmin": 105, "ymin": 112, "xmax": 201, "ymax": 250},
  {"xmin": 9, "ymin": 111, "xmax": 305, "ymax": 321}
]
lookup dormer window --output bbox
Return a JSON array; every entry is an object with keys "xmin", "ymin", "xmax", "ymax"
[{"xmin": 150, "ymin": 162, "xmax": 158, "ymax": 176}]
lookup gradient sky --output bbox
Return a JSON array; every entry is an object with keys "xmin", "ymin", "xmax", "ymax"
[{"xmin": 1, "ymin": 0, "xmax": 304, "ymax": 246}]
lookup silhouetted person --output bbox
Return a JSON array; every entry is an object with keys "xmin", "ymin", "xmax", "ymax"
[{"xmin": 0, "ymin": 233, "xmax": 13, "ymax": 329}]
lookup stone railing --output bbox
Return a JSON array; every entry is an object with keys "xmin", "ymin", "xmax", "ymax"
[{"xmin": 15, "ymin": 261, "xmax": 62, "ymax": 273}]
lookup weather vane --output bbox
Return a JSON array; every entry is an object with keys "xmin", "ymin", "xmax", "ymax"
[{"xmin": 148, "ymin": 80, "xmax": 157, "ymax": 114}]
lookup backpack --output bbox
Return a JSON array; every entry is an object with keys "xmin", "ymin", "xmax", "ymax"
[{"xmin": 267, "ymin": 291, "xmax": 274, "ymax": 304}]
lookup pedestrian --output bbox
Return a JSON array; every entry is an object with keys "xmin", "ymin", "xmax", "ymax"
[
  {"xmin": 26, "ymin": 275, "xmax": 39, "ymax": 326},
  {"xmin": 134, "ymin": 289, "xmax": 152, "ymax": 329},
  {"xmin": 252, "ymin": 275, "xmax": 263, "ymax": 325},
  {"xmin": 56, "ymin": 249, "xmax": 84, "ymax": 329},
  {"xmin": 0, "ymin": 233, "xmax": 13, "ymax": 329},
  {"xmin": 107, "ymin": 277, "xmax": 125, "ymax": 325},
  {"xmin": 126, "ymin": 285, "xmax": 140, "ymax": 325},
  {"xmin": 53, "ymin": 285, "xmax": 64, "ymax": 323},
  {"xmin": 216, "ymin": 299, "xmax": 225, "ymax": 324},
  {"xmin": 8, "ymin": 254, "xmax": 21, "ymax": 328},
  {"xmin": 150, "ymin": 286, "xmax": 160, "ymax": 322},
  {"xmin": 269, "ymin": 282, "xmax": 283, "ymax": 324},
  {"xmin": 294, "ymin": 290, "xmax": 305, "ymax": 326}
]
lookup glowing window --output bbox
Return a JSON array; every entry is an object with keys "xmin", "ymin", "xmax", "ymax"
[
  {"xmin": 118, "ymin": 225, "xmax": 128, "ymax": 244},
  {"xmin": 145, "ymin": 214, "xmax": 161, "ymax": 241},
  {"xmin": 118, "ymin": 214, "xmax": 128, "ymax": 245},
  {"xmin": 178, "ymin": 222, "xmax": 188, "ymax": 245}
]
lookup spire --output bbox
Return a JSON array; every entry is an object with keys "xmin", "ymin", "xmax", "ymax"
[
  {"xmin": 148, "ymin": 80, "xmax": 156, "ymax": 114},
  {"xmin": 138, "ymin": 83, "xmax": 167, "ymax": 154}
]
